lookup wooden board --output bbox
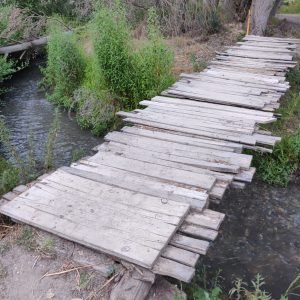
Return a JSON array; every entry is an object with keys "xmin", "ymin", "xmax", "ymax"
[{"xmin": 0, "ymin": 169, "xmax": 190, "ymax": 269}]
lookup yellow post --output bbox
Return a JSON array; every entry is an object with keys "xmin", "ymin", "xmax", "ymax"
[{"xmin": 246, "ymin": 8, "xmax": 251, "ymax": 35}]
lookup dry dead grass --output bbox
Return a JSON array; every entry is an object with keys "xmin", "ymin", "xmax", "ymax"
[{"xmin": 166, "ymin": 23, "xmax": 244, "ymax": 77}]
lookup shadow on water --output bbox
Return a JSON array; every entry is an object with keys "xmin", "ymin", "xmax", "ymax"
[
  {"xmin": 0, "ymin": 61, "xmax": 102, "ymax": 167},
  {"xmin": 202, "ymin": 178, "xmax": 300, "ymax": 298}
]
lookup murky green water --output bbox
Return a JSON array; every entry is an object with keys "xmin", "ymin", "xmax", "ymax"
[
  {"xmin": 202, "ymin": 178, "xmax": 300, "ymax": 298},
  {"xmin": 0, "ymin": 61, "xmax": 102, "ymax": 167}
]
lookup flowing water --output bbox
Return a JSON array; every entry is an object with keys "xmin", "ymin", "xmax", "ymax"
[
  {"xmin": 0, "ymin": 61, "xmax": 102, "ymax": 168},
  {"xmin": 1, "ymin": 61, "xmax": 300, "ymax": 298},
  {"xmin": 202, "ymin": 178, "xmax": 300, "ymax": 298}
]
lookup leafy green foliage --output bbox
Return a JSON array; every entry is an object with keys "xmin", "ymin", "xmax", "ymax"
[
  {"xmin": 193, "ymin": 286, "xmax": 222, "ymax": 300},
  {"xmin": 73, "ymin": 88, "xmax": 115, "ymax": 135},
  {"xmin": 92, "ymin": 3, "xmax": 135, "ymax": 107},
  {"xmin": 41, "ymin": 29, "xmax": 85, "ymax": 108},
  {"xmin": 0, "ymin": 55, "xmax": 16, "ymax": 95},
  {"xmin": 0, "ymin": 156, "xmax": 20, "ymax": 196},
  {"xmin": 251, "ymin": 66, "xmax": 300, "ymax": 186},
  {"xmin": 133, "ymin": 8, "xmax": 174, "ymax": 101},
  {"xmin": 44, "ymin": 109, "xmax": 60, "ymax": 170}
]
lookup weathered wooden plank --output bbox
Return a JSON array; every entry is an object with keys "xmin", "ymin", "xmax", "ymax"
[
  {"xmin": 84, "ymin": 152, "xmax": 217, "ymax": 190},
  {"xmin": 140, "ymin": 100, "xmax": 276, "ymax": 124},
  {"xmin": 152, "ymin": 257, "xmax": 195, "ymax": 283},
  {"xmin": 64, "ymin": 165, "xmax": 208, "ymax": 209},
  {"xmin": 99, "ymin": 142, "xmax": 235, "ymax": 183},
  {"xmin": 170, "ymin": 234, "xmax": 210, "ymax": 255},
  {"xmin": 109, "ymin": 269, "xmax": 155, "ymax": 300},
  {"xmin": 151, "ymin": 96, "xmax": 275, "ymax": 118},
  {"xmin": 121, "ymin": 117, "xmax": 257, "ymax": 145},
  {"xmin": 122, "ymin": 126, "xmax": 243, "ymax": 152},
  {"xmin": 0, "ymin": 200, "xmax": 166, "ymax": 268},
  {"xmin": 118, "ymin": 110, "xmax": 255, "ymax": 135},
  {"xmin": 179, "ymin": 223, "xmax": 218, "ymax": 241},
  {"xmin": 162, "ymin": 245, "xmax": 200, "ymax": 267},
  {"xmin": 186, "ymin": 210, "xmax": 225, "ymax": 230},
  {"xmin": 99, "ymin": 141, "xmax": 240, "ymax": 174},
  {"xmin": 104, "ymin": 132, "xmax": 252, "ymax": 168}
]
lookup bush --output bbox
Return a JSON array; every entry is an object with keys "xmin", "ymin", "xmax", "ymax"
[
  {"xmin": 251, "ymin": 66, "xmax": 300, "ymax": 186},
  {"xmin": 0, "ymin": 55, "xmax": 16, "ymax": 95},
  {"xmin": 73, "ymin": 88, "xmax": 115, "ymax": 135},
  {"xmin": 133, "ymin": 8, "xmax": 174, "ymax": 100},
  {"xmin": 92, "ymin": 4, "xmax": 135, "ymax": 107},
  {"xmin": 41, "ymin": 29, "xmax": 86, "ymax": 108},
  {"xmin": 0, "ymin": 156, "xmax": 20, "ymax": 196},
  {"xmin": 0, "ymin": 5, "xmax": 47, "ymax": 46},
  {"xmin": 92, "ymin": 5, "xmax": 174, "ymax": 108}
]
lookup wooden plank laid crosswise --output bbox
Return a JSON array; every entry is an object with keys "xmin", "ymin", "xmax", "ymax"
[{"xmin": 0, "ymin": 35, "xmax": 299, "ymax": 284}]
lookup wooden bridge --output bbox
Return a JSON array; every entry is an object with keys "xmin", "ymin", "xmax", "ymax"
[{"xmin": 1, "ymin": 35, "xmax": 299, "ymax": 293}]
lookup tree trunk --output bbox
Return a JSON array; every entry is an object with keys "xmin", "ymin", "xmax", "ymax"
[
  {"xmin": 270, "ymin": 0, "xmax": 283, "ymax": 17},
  {"xmin": 250, "ymin": 0, "xmax": 274, "ymax": 35}
]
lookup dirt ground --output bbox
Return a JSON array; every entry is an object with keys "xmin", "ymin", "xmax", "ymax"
[{"xmin": 0, "ymin": 225, "xmax": 184, "ymax": 300}]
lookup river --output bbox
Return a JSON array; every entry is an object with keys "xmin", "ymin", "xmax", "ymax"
[{"xmin": 0, "ymin": 61, "xmax": 102, "ymax": 168}]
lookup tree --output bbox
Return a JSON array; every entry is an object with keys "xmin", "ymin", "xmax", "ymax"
[{"xmin": 250, "ymin": 0, "xmax": 274, "ymax": 35}]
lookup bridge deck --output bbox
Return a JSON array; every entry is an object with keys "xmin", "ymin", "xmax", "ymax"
[{"xmin": 1, "ymin": 35, "xmax": 299, "ymax": 283}]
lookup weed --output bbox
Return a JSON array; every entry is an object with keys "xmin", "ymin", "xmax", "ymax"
[
  {"xmin": 16, "ymin": 226, "xmax": 36, "ymax": 251},
  {"xmin": 41, "ymin": 28, "xmax": 85, "ymax": 108},
  {"xmin": 72, "ymin": 88, "xmax": 115, "ymax": 135},
  {"xmin": 133, "ymin": 8, "xmax": 174, "ymax": 102},
  {"xmin": 78, "ymin": 271, "xmax": 93, "ymax": 290},
  {"xmin": 39, "ymin": 238, "xmax": 55, "ymax": 256},
  {"xmin": 71, "ymin": 148, "xmax": 86, "ymax": 163},
  {"xmin": 0, "ymin": 55, "xmax": 16, "ymax": 95},
  {"xmin": 44, "ymin": 109, "xmax": 60, "ymax": 170},
  {"xmin": 190, "ymin": 53, "xmax": 207, "ymax": 72},
  {"xmin": 92, "ymin": 3, "xmax": 135, "ymax": 107}
]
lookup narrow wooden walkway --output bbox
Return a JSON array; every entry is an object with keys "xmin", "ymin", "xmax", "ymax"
[{"xmin": 1, "ymin": 35, "xmax": 299, "ymax": 283}]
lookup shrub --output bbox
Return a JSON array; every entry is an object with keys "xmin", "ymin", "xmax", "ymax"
[
  {"xmin": 41, "ymin": 29, "xmax": 85, "ymax": 108},
  {"xmin": 133, "ymin": 8, "xmax": 174, "ymax": 101},
  {"xmin": 251, "ymin": 65, "xmax": 300, "ymax": 186},
  {"xmin": 73, "ymin": 88, "xmax": 115, "ymax": 136},
  {"xmin": 0, "ymin": 156, "xmax": 20, "ymax": 196},
  {"xmin": 92, "ymin": 5, "xmax": 174, "ymax": 108},
  {"xmin": 0, "ymin": 55, "xmax": 16, "ymax": 95},
  {"xmin": 92, "ymin": 3, "xmax": 135, "ymax": 107}
]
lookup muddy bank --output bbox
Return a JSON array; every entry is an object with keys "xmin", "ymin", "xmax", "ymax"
[{"xmin": 201, "ymin": 178, "xmax": 300, "ymax": 297}]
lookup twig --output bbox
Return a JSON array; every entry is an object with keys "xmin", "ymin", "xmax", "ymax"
[
  {"xmin": 40, "ymin": 265, "xmax": 94, "ymax": 280},
  {"xmin": 85, "ymin": 272, "xmax": 120, "ymax": 300}
]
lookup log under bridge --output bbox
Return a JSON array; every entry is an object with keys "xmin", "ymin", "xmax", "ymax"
[{"xmin": 0, "ymin": 35, "xmax": 299, "ymax": 298}]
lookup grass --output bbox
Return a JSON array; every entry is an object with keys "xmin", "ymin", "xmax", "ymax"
[
  {"xmin": 16, "ymin": 226, "xmax": 36, "ymax": 251},
  {"xmin": 39, "ymin": 237, "xmax": 55, "ymax": 256},
  {"xmin": 279, "ymin": 0, "xmax": 300, "ymax": 14},
  {"xmin": 250, "ymin": 64, "xmax": 300, "ymax": 186}
]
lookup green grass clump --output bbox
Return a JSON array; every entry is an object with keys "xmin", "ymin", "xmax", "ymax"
[
  {"xmin": 41, "ymin": 29, "xmax": 85, "ymax": 108},
  {"xmin": 280, "ymin": 0, "xmax": 300, "ymax": 14},
  {"xmin": 0, "ymin": 156, "xmax": 20, "ymax": 196},
  {"xmin": 16, "ymin": 226, "xmax": 36, "ymax": 251},
  {"xmin": 251, "ymin": 67, "xmax": 300, "ymax": 186}
]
